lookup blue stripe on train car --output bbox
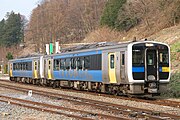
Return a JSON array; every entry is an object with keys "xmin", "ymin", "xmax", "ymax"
[
  {"xmin": 159, "ymin": 67, "xmax": 162, "ymax": 72},
  {"xmin": 132, "ymin": 67, "xmax": 145, "ymax": 72},
  {"xmin": 13, "ymin": 71, "xmax": 33, "ymax": 78},
  {"xmin": 53, "ymin": 50, "xmax": 102, "ymax": 59},
  {"xmin": 53, "ymin": 70, "xmax": 102, "ymax": 82}
]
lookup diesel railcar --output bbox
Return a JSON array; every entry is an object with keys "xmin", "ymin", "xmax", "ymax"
[
  {"xmin": 8, "ymin": 40, "xmax": 170, "ymax": 96},
  {"xmin": 9, "ymin": 55, "xmax": 44, "ymax": 83}
]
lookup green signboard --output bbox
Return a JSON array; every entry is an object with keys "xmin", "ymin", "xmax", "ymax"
[{"xmin": 50, "ymin": 43, "xmax": 53, "ymax": 54}]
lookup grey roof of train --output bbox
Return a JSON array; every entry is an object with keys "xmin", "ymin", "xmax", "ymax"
[
  {"xmin": 9, "ymin": 54, "xmax": 43, "ymax": 61},
  {"xmin": 9, "ymin": 40, "xmax": 167, "ymax": 61},
  {"xmin": 44, "ymin": 40, "xmax": 169, "ymax": 57},
  {"xmin": 61, "ymin": 41, "xmax": 129, "ymax": 52},
  {"xmin": 45, "ymin": 41, "xmax": 132, "ymax": 57}
]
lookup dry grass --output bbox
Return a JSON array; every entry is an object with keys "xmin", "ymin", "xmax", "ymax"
[{"xmin": 82, "ymin": 24, "xmax": 180, "ymax": 73}]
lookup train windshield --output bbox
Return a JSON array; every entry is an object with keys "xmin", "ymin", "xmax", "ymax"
[
  {"xmin": 132, "ymin": 50, "xmax": 145, "ymax": 66},
  {"xmin": 132, "ymin": 44, "xmax": 145, "ymax": 80},
  {"xmin": 132, "ymin": 46, "xmax": 145, "ymax": 66},
  {"xmin": 159, "ymin": 51, "xmax": 169, "ymax": 64},
  {"xmin": 158, "ymin": 45, "xmax": 169, "ymax": 79}
]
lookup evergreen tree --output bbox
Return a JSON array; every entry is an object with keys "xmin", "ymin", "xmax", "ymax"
[
  {"xmin": 6, "ymin": 52, "xmax": 13, "ymax": 60},
  {"xmin": 100, "ymin": 0, "xmax": 126, "ymax": 28},
  {"xmin": 0, "ymin": 19, "xmax": 6, "ymax": 45},
  {"xmin": 0, "ymin": 11, "xmax": 24, "ymax": 47}
]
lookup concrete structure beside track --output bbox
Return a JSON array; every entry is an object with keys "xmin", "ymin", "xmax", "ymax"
[{"xmin": 0, "ymin": 74, "xmax": 9, "ymax": 80}]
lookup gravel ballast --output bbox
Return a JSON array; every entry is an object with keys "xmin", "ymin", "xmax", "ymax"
[{"xmin": 0, "ymin": 81, "xmax": 180, "ymax": 119}]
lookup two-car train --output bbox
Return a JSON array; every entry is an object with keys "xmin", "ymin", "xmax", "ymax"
[{"xmin": 8, "ymin": 40, "xmax": 170, "ymax": 96}]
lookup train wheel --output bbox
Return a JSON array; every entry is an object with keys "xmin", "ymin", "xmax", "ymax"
[
  {"xmin": 52, "ymin": 81, "xmax": 58, "ymax": 88},
  {"xmin": 32, "ymin": 79, "xmax": 36, "ymax": 85}
]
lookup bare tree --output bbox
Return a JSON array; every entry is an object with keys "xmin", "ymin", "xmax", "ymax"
[{"xmin": 25, "ymin": 0, "xmax": 107, "ymax": 50}]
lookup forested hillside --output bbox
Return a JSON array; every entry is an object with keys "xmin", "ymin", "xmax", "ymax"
[
  {"xmin": 23, "ymin": 0, "xmax": 180, "ymax": 52},
  {"xmin": 1, "ymin": 0, "xmax": 180, "ymax": 62},
  {"xmin": 25, "ymin": 0, "xmax": 107, "ymax": 53}
]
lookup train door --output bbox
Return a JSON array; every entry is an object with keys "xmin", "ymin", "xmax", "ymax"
[
  {"xmin": 120, "ymin": 52, "xmax": 125, "ymax": 80},
  {"xmin": 108, "ymin": 53, "xmax": 117, "ymax": 83},
  {"xmin": 47, "ymin": 59, "xmax": 52, "ymax": 79},
  {"xmin": 39, "ymin": 56, "xmax": 44, "ymax": 78},
  {"xmin": 33, "ymin": 60, "xmax": 38, "ymax": 79},
  {"xmin": 9, "ymin": 63, "xmax": 13, "ymax": 77},
  {"xmin": 146, "ymin": 49, "xmax": 157, "ymax": 80}
]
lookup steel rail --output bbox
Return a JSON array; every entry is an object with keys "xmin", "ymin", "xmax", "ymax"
[
  {"xmin": 0, "ymin": 95, "xmax": 128, "ymax": 120},
  {"xmin": 0, "ymin": 82, "xmax": 179, "ymax": 119}
]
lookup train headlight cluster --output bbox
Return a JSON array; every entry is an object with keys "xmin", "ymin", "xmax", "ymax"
[{"xmin": 145, "ymin": 43, "xmax": 154, "ymax": 47}]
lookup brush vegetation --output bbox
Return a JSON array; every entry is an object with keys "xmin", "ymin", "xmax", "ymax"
[{"xmin": 161, "ymin": 72, "xmax": 180, "ymax": 98}]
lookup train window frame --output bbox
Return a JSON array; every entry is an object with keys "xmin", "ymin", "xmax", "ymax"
[
  {"xmin": 147, "ymin": 53, "xmax": 154, "ymax": 65},
  {"xmin": 159, "ymin": 51, "xmax": 169, "ymax": 64},
  {"xmin": 54, "ymin": 59, "xmax": 60, "ymax": 71},
  {"xmin": 132, "ymin": 50, "xmax": 144, "ymax": 66},
  {"xmin": 60, "ymin": 59, "xmax": 65, "ymax": 70},
  {"xmin": 35, "ymin": 61, "xmax": 37, "ymax": 70},
  {"xmin": 89, "ymin": 54, "xmax": 102, "ymax": 70},
  {"xmin": 54, "ymin": 54, "xmax": 101, "ymax": 71},
  {"xmin": 23, "ymin": 63, "xmax": 26, "ymax": 70},
  {"xmin": 38, "ymin": 60, "xmax": 40, "ymax": 71},
  {"xmin": 20, "ymin": 63, "xmax": 23, "ymax": 70},
  {"xmin": 27, "ymin": 62, "xmax": 32, "ymax": 71},
  {"xmin": 122, "ymin": 53, "xmax": 125, "ymax": 66},
  {"xmin": 110, "ymin": 54, "xmax": 115, "ymax": 69},
  {"xmin": 16, "ymin": 63, "xmax": 18, "ymax": 70},
  {"xmin": 71, "ymin": 58, "xmax": 76, "ymax": 69},
  {"xmin": 18, "ymin": 63, "xmax": 21, "ymax": 70},
  {"xmin": 84, "ymin": 56, "xmax": 90, "ymax": 69},
  {"xmin": 47, "ymin": 60, "xmax": 51, "ymax": 70},
  {"xmin": 77, "ymin": 57, "xmax": 83, "ymax": 70},
  {"xmin": 13, "ymin": 63, "xmax": 15, "ymax": 70},
  {"xmin": 65, "ymin": 58, "xmax": 71, "ymax": 70}
]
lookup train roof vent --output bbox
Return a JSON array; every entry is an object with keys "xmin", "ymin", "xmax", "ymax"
[
  {"xmin": 18, "ymin": 53, "xmax": 43, "ymax": 58},
  {"xmin": 60, "ymin": 42, "xmax": 118, "ymax": 53}
]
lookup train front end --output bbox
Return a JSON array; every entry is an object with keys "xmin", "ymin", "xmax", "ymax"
[{"xmin": 127, "ymin": 41, "xmax": 170, "ymax": 95}]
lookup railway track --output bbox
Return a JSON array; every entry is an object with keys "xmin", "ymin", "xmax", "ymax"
[
  {"xmin": 0, "ymin": 95, "xmax": 129, "ymax": 120},
  {"xmin": 1, "ymin": 79, "xmax": 179, "ymax": 108},
  {"xmin": 57, "ymin": 86, "xmax": 180, "ymax": 109},
  {"xmin": 93, "ymin": 93, "xmax": 180, "ymax": 109},
  {"xmin": 0, "ymin": 80, "xmax": 180, "ymax": 120}
]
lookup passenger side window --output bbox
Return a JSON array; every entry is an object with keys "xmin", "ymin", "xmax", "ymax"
[
  {"xmin": 84, "ymin": 56, "xmax": 90, "ymax": 69},
  {"xmin": 27, "ymin": 62, "xmax": 32, "ymax": 70},
  {"xmin": 71, "ymin": 58, "xmax": 76, "ymax": 69},
  {"xmin": 77, "ymin": 57, "xmax": 83, "ymax": 70},
  {"xmin": 65, "ymin": 58, "xmax": 70, "ymax": 70},
  {"xmin": 54, "ymin": 59, "xmax": 60, "ymax": 71},
  {"xmin": 60, "ymin": 59, "xmax": 65, "ymax": 70}
]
